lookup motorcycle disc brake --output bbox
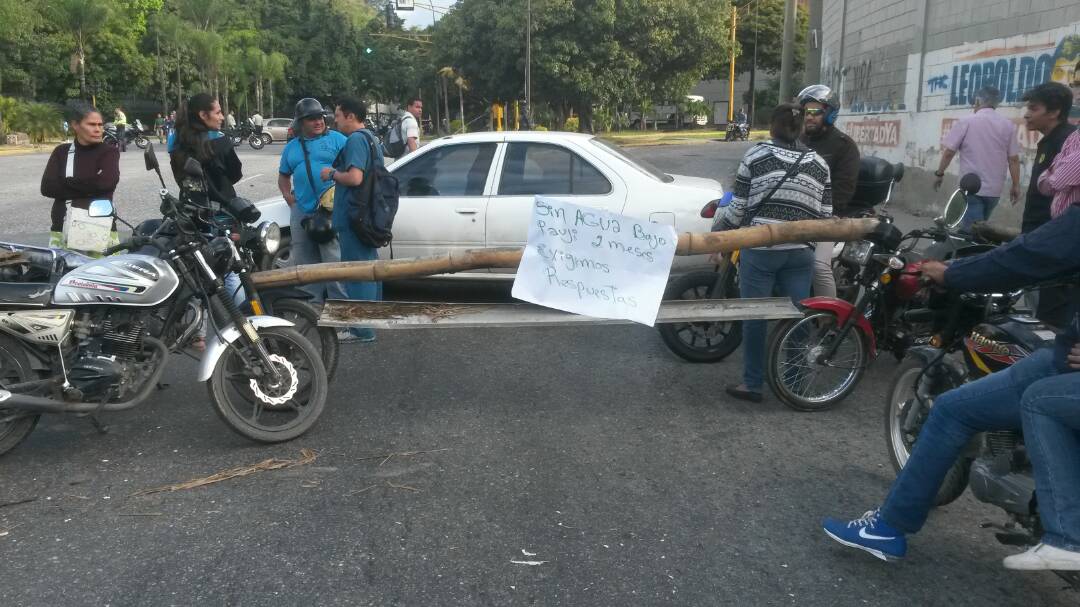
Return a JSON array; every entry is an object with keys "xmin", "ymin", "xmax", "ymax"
[{"xmin": 248, "ymin": 354, "xmax": 299, "ymax": 407}]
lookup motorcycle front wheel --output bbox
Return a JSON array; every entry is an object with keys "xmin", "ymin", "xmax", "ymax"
[
  {"xmin": 248, "ymin": 134, "xmax": 265, "ymax": 150},
  {"xmin": 766, "ymin": 310, "xmax": 869, "ymax": 411},
  {"xmin": 885, "ymin": 355, "xmax": 969, "ymax": 506},
  {"xmin": 230, "ymin": 135, "xmax": 243, "ymax": 146},
  {"xmin": 134, "ymin": 136, "xmax": 149, "ymax": 149},
  {"xmin": 657, "ymin": 266, "xmax": 742, "ymax": 363},
  {"xmin": 208, "ymin": 326, "xmax": 327, "ymax": 443}
]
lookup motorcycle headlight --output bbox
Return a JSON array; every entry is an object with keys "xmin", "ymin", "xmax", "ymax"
[
  {"xmin": 841, "ymin": 240, "xmax": 875, "ymax": 266},
  {"xmin": 258, "ymin": 221, "xmax": 281, "ymax": 255}
]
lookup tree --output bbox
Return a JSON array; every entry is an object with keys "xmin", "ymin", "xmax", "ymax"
[
  {"xmin": 438, "ymin": 66, "xmax": 468, "ymax": 133},
  {"xmin": 49, "ymin": 0, "xmax": 114, "ymax": 100},
  {"xmin": 734, "ymin": 0, "xmax": 808, "ymax": 76}
]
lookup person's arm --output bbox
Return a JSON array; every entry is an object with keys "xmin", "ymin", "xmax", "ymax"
[
  {"xmin": 829, "ymin": 139, "xmax": 858, "ymax": 213},
  {"xmin": 933, "ymin": 148, "xmax": 957, "ymax": 191},
  {"xmin": 325, "ymin": 166, "xmax": 364, "ymax": 187},
  {"xmin": 407, "ymin": 137, "xmax": 419, "ymax": 153},
  {"xmin": 320, "ymin": 133, "xmax": 368, "ymax": 187},
  {"xmin": 1008, "ymin": 155, "xmax": 1021, "ymax": 205},
  {"xmin": 278, "ymin": 173, "xmax": 296, "ymax": 206},
  {"xmin": 716, "ymin": 157, "xmax": 752, "ymax": 231},
  {"xmin": 39, "ymin": 146, "xmax": 67, "ymax": 199},
  {"xmin": 1037, "ymin": 134, "xmax": 1080, "ymax": 192},
  {"xmin": 934, "ymin": 121, "xmax": 966, "ymax": 190}
]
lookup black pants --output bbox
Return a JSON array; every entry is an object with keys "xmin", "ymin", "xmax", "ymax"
[{"xmin": 116, "ymin": 125, "xmax": 127, "ymax": 152}]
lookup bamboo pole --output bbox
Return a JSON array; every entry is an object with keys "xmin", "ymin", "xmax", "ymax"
[{"xmin": 250, "ymin": 218, "xmax": 881, "ymax": 289}]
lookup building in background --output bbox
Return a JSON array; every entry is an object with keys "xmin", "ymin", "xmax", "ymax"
[{"xmin": 816, "ymin": 0, "xmax": 1080, "ymax": 226}]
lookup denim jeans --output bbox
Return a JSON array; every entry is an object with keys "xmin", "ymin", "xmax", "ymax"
[
  {"xmin": 959, "ymin": 194, "xmax": 1000, "ymax": 230},
  {"xmin": 738, "ymin": 247, "xmax": 814, "ymax": 391},
  {"xmin": 289, "ymin": 203, "xmax": 347, "ymax": 305},
  {"xmin": 334, "ymin": 224, "xmax": 382, "ymax": 340},
  {"xmin": 881, "ymin": 349, "xmax": 1059, "ymax": 534},
  {"xmin": 1021, "ymin": 363, "xmax": 1080, "ymax": 551}
]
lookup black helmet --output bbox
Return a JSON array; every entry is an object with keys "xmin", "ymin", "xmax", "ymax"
[
  {"xmin": 797, "ymin": 84, "xmax": 840, "ymax": 124},
  {"xmin": 294, "ymin": 98, "xmax": 325, "ymax": 122},
  {"xmin": 301, "ymin": 210, "xmax": 335, "ymax": 244}
]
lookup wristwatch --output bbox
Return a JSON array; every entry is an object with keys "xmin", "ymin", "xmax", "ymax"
[{"xmin": 934, "ymin": 170, "xmax": 945, "ymax": 177}]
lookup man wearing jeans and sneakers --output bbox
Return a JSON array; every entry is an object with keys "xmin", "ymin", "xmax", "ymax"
[{"xmin": 823, "ymin": 204, "xmax": 1080, "ymax": 570}]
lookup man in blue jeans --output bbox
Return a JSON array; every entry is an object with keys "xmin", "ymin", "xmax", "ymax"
[
  {"xmin": 823, "ymin": 205, "xmax": 1080, "ymax": 570},
  {"xmin": 320, "ymin": 97, "xmax": 383, "ymax": 344}
]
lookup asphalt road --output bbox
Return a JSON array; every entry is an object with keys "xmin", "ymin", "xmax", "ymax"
[{"xmin": 0, "ymin": 141, "xmax": 1073, "ymax": 606}]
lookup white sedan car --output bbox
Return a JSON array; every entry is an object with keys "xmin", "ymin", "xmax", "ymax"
[{"xmin": 256, "ymin": 131, "xmax": 723, "ymax": 277}]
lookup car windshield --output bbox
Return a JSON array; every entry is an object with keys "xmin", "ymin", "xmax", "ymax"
[{"xmin": 590, "ymin": 137, "xmax": 674, "ymax": 183}]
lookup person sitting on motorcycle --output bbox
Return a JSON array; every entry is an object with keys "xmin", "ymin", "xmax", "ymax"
[
  {"xmin": 40, "ymin": 104, "xmax": 120, "ymax": 250},
  {"xmin": 822, "ymin": 204, "xmax": 1080, "ymax": 569},
  {"xmin": 168, "ymin": 92, "xmax": 246, "ymax": 350},
  {"xmin": 797, "ymin": 85, "xmax": 861, "ymax": 300}
]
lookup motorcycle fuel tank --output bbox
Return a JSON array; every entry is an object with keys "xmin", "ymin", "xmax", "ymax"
[{"xmin": 53, "ymin": 254, "xmax": 179, "ymax": 306}]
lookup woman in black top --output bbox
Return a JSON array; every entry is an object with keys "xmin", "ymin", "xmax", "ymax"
[
  {"xmin": 168, "ymin": 92, "xmax": 243, "ymax": 209},
  {"xmin": 40, "ymin": 104, "xmax": 120, "ymax": 248}
]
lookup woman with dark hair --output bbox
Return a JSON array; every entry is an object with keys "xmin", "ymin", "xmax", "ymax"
[
  {"xmin": 713, "ymin": 103, "xmax": 833, "ymax": 403},
  {"xmin": 40, "ymin": 104, "xmax": 120, "ymax": 249},
  {"xmin": 167, "ymin": 92, "xmax": 242, "ymax": 206}
]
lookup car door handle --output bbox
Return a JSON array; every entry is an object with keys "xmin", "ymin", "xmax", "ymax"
[{"xmin": 455, "ymin": 208, "xmax": 480, "ymax": 214}]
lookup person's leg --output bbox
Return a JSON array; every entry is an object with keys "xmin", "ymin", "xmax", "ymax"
[
  {"xmin": 1020, "ymin": 372, "xmax": 1080, "ymax": 553},
  {"xmin": 981, "ymin": 196, "xmax": 1000, "ymax": 221},
  {"xmin": 811, "ymin": 243, "xmax": 836, "ymax": 298},
  {"xmin": 959, "ymin": 193, "xmax": 986, "ymax": 230},
  {"xmin": 879, "ymin": 348, "xmax": 1058, "ymax": 533},
  {"xmin": 737, "ymin": 249, "xmax": 780, "ymax": 393},
  {"xmin": 336, "ymin": 227, "xmax": 380, "ymax": 342},
  {"xmin": 317, "ymin": 237, "xmax": 349, "ymax": 302},
  {"xmin": 288, "ymin": 205, "xmax": 327, "ymax": 304}
]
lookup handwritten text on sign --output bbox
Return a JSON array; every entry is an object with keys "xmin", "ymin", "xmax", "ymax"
[{"xmin": 511, "ymin": 196, "xmax": 677, "ymax": 326}]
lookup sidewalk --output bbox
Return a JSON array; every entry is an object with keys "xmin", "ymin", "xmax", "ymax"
[{"xmin": 602, "ymin": 129, "xmax": 769, "ymax": 147}]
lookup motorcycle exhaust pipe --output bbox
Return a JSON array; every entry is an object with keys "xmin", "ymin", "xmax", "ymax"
[{"xmin": 0, "ymin": 338, "xmax": 169, "ymax": 414}]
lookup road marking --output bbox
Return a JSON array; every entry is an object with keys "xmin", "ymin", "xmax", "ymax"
[{"xmin": 237, "ymin": 173, "xmax": 263, "ymax": 185}]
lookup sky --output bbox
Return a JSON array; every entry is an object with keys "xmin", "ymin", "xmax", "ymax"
[{"xmin": 397, "ymin": 0, "xmax": 455, "ymax": 30}]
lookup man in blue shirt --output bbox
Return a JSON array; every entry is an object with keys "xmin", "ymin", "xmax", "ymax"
[
  {"xmin": 320, "ymin": 96, "xmax": 384, "ymax": 344},
  {"xmin": 277, "ymin": 98, "xmax": 348, "ymax": 307}
]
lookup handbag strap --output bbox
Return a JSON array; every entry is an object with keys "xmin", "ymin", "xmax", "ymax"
[
  {"xmin": 742, "ymin": 148, "xmax": 808, "ymax": 227},
  {"xmin": 298, "ymin": 136, "xmax": 320, "ymax": 200}
]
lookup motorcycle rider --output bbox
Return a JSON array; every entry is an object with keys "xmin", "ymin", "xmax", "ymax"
[
  {"xmin": 277, "ymin": 98, "xmax": 349, "ymax": 308},
  {"xmin": 113, "ymin": 106, "xmax": 128, "ymax": 152},
  {"xmin": 822, "ymin": 204, "xmax": 1080, "ymax": 569},
  {"xmin": 40, "ymin": 104, "xmax": 120, "ymax": 249},
  {"xmin": 797, "ymin": 85, "xmax": 861, "ymax": 299}
]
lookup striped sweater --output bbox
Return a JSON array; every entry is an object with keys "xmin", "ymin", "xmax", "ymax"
[{"xmin": 715, "ymin": 140, "xmax": 833, "ymax": 250}]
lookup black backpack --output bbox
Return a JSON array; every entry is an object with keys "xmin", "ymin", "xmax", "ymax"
[
  {"xmin": 382, "ymin": 115, "xmax": 407, "ymax": 158},
  {"xmin": 344, "ymin": 130, "xmax": 399, "ymax": 248}
]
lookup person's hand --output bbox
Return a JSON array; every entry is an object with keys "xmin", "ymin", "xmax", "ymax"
[
  {"xmin": 1069, "ymin": 343, "xmax": 1080, "ymax": 370},
  {"xmin": 320, "ymin": 167, "xmax": 335, "ymax": 182},
  {"xmin": 1010, "ymin": 183, "xmax": 1021, "ymax": 205},
  {"xmin": 932, "ymin": 174, "xmax": 943, "ymax": 192},
  {"xmin": 283, "ymin": 192, "xmax": 296, "ymax": 206},
  {"xmin": 920, "ymin": 260, "xmax": 948, "ymax": 285}
]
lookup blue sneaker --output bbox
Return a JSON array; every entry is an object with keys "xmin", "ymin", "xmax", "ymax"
[{"xmin": 822, "ymin": 509, "xmax": 907, "ymax": 561}]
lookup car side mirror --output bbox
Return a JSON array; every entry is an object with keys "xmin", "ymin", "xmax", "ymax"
[{"xmin": 87, "ymin": 199, "xmax": 114, "ymax": 218}]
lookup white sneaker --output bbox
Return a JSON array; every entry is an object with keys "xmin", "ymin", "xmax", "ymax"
[{"xmin": 1003, "ymin": 543, "xmax": 1080, "ymax": 571}]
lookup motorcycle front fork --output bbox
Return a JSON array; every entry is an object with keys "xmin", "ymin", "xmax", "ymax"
[{"xmin": 819, "ymin": 283, "xmax": 878, "ymax": 364}]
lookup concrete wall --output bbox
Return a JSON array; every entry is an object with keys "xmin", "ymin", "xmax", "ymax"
[{"xmin": 820, "ymin": 0, "xmax": 1080, "ymax": 228}]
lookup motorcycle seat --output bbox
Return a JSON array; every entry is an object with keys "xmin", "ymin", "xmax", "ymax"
[{"xmin": 0, "ymin": 282, "xmax": 52, "ymax": 307}]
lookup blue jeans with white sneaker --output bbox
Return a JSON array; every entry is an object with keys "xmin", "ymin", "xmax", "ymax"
[
  {"xmin": 880, "ymin": 349, "xmax": 1058, "ymax": 534},
  {"xmin": 1020, "ymin": 364, "xmax": 1080, "ymax": 551}
]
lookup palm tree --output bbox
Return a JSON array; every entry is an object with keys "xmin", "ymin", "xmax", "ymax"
[
  {"xmin": 12, "ymin": 103, "xmax": 62, "ymax": 143},
  {"xmin": 438, "ymin": 66, "xmax": 468, "ymax": 134},
  {"xmin": 49, "ymin": 0, "xmax": 112, "ymax": 100}
]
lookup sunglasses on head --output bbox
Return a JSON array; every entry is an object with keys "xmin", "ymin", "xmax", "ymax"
[{"xmin": 803, "ymin": 108, "xmax": 826, "ymax": 116}]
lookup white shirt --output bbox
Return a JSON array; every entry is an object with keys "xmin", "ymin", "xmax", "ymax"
[
  {"xmin": 251, "ymin": 113, "xmax": 263, "ymax": 126},
  {"xmin": 226, "ymin": 114, "xmax": 236, "ymax": 128},
  {"xmin": 401, "ymin": 113, "xmax": 420, "ymax": 147}
]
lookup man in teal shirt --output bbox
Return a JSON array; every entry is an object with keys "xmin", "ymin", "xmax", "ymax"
[
  {"xmin": 277, "ymin": 98, "xmax": 348, "ymax": 307},
  {"xmin": 320, "ymin": 96, "xmax": 383, "ymax": 343}
]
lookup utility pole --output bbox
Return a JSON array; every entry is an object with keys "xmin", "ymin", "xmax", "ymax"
[
  {"xmin": 525, "ymin": 0, "xmax": 532, "ymax": 127},
  {"xmin": 749, "ymin": 1, "xmax": 759, "ymax": 126},
  {"xmin": 778, "ymin": 0, "xmax": 797, "ymax": 103},
  {"xmin": 806, "ymin": 0, "xmax": 823, "ymax": 83},
  {"xmin": 727, "ymin": 5, "xmax": 737, "ymax": 123}
]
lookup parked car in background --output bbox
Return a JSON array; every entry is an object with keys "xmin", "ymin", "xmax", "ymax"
[
  {"xmin": 261, "ymin": 118, "xmax": 294, "ymax": 144},
  {"xmin": 254, "ymin": 131, "xmax": 724, "ymax": 277}
]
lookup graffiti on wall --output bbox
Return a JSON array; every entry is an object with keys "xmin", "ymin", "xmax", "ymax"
[
  {"xmin": 820, "ymin": 50, "xmax": 906, "ymax": 114},
  {"xmin": 922, "ymin": 29, "xmax": 1080, "ymax": 112},
  {"xmin": 846, "ymin": 119, "xmax": 902, "ymax": 148}
]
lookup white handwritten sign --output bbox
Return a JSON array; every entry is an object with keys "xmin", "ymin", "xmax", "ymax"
[{"xmin": 511, "ymin": 196, "xmax": 677, "ymax": 326}]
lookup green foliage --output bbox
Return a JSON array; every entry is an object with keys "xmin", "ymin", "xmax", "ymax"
[
  {"xmin": 3, "ymin": 99, "xmax": 63, "ymax": 143},
  {"xmin": 563, "ymin": 116, "xmax": 580, "ymax": 132},
  {"xmin": 734, "ymin": 0, "xmax": 808, "ymax": 76},
  {"xmin": 532, "ymin": 125, "xmax": 549, "ymax": 131},
  {"xmin": 448, "ymin": 119, "xmax": 465, "ymax": 134}
]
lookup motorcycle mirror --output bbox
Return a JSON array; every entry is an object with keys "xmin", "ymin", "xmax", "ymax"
[
  {"xmin": 143, "ymin": 143, "xmax": 158, "ymax": 171},
  {"xmin": 938, "ymin": 189, "xmax": 969, "ymax": 230},
  {"xmin": 87, "ymin": 199, "xmax": 114, "ymax": 218},
  {"xmin": 959, "ymin": 173, "xmax": 982, "ymax": 195},
  {"xmin": 183, "ymin": 158, "xmax": 205, "ymax": 179}
]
